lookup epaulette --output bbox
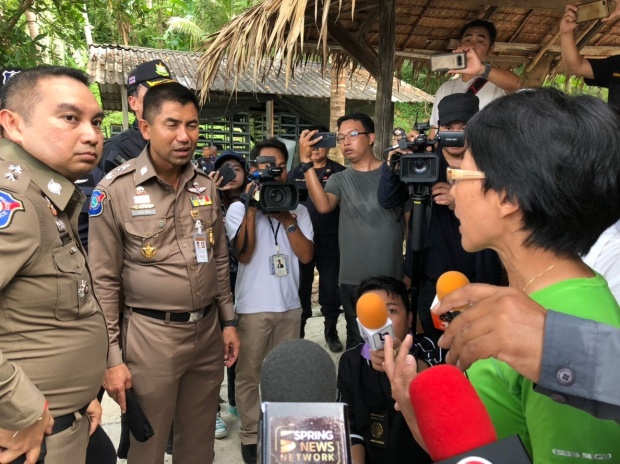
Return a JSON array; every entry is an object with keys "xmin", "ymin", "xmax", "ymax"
[
  {"xmin": 0, "ymin": 159, "xmax": 31, "ymax": 194},
  {"xmin": 97, "ymin": 161, "xmax": 137, "ymax": 187}
]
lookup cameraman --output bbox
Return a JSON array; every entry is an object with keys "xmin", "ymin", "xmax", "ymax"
[
  {"xmin": 225, "ymin": 138, "xmax": 313, "ymax": 464},
  {"xmin": 378, "ymin": 93, "xmax": 502, "ymax": 340}
]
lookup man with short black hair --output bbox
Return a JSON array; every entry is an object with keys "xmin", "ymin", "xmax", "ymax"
[
  {"xmin": 226, "ymin": 138, "xmax": 313, "ymax": 463},
  {"xmin": 0, "ymin": 65, "xmax": 108, "ymax": 463},
  {"xmin": 429, "ymin": 19, "xmax": 521, "ymax": 131},
  {"xmin": 299, "ymin": 113, "xmax": 406, "ymax": 350},
  {"xmin": 288, "ymin": 125, "xmax": 345, "ymax": 350},
  {"xmin": 89, "ymin": 82, "xmax": 239, "ymax": 464}
]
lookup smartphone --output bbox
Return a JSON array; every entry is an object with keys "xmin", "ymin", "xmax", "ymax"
[
  {"xmin": 576, "ymin": 0, "xmax": 609, "ymax": 23},
  {"xmin": 217, "ymin": 163, "xmax": 237, "ymax": 188},
  {"xmin": 430, "ymin": 53, "xmax": 467, "ymax": 72},
  {"xmin": 310, "ymin": 132, "xmax": 337, "ymax": 149}
]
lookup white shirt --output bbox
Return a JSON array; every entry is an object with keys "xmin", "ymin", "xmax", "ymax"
[
  {"xmin": 430, "ymin": 76, "xmax": 506, "ymax": 127},
  {"xmin": 583, "ymin": 220, "xmax": 620, "ymax": 302},
  {"xmin": 225, "ymin": 202, "xmax": 314, "ymax": 314}
]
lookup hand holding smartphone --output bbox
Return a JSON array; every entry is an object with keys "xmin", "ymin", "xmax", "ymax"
[
  {"xmin": 576, "ymin": 0, "xmax": 609, "ymax": 23},
  {"xmin": 310, "ymin": 132, "xmax": 337, "ymax": 149},
  {"xmin": 430, "ymin": 53, "xmax": 467, "ymax": 72},
  {"xmin": 216, "ymin": 163, "xmax": 237, "ymax": 188}
]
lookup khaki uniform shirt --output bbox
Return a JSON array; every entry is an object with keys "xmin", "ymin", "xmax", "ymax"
[
  {"xmin": 0, "ymin": 139, "xmax": 108, "ymax": 430},
  {"xmin": 88, "ymin": 146, "xmax": 234, "ymax": 367}
]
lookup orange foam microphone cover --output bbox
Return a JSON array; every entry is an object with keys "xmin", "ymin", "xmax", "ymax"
[
  {"xmin": 432, "ymin": 271, "xmax": 470, "ymax": 330},
  {"xmin": 356, "ymin": 293, "xmax": 388, "ymax": 330}
]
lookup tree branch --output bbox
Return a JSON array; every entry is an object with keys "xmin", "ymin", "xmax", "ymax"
[{"xmin": 2, "ymin": 0, "xmax": 36, "ymax": 41}]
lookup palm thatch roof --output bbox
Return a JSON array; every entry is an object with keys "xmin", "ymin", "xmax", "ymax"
[{"xmin": 196, "ymin": 0, "xmax": 620, "ymax": 99}]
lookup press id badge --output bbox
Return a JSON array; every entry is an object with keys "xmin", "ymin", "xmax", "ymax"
[
  {"xmin": 194, "ymin": 220, "xmax": 209, "ymax": 263},
  {"xmin": 269, "ymin": 254, "xmax": 289, "ymax": 277}
]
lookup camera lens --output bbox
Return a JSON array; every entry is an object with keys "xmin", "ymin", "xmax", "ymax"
[
  {"xmin": 412, "ymin": 159, "xmax": 429, "ymax": 175},
  {"xmin": 268, "ymin": 187, "xmax": 286, "ymax": 206}
]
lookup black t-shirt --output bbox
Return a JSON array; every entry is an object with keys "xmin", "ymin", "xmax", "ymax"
[
  {"xmin": 337, "ymin": 345, "xmax": 432, "ymax": 464},
  {"xmin": 586, "ymin": 55, "xmax": 620, "ymax": 109},
  {"xmin": 287, "ymin": 159, "xmax": 345, "ymax": 256}
]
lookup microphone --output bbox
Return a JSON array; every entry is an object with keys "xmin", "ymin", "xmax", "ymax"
[
  {"xmin": 260, "ymin": 338, "xmax": 337, "ymax": 403},
  {"xmin": 382, "ymin": 138, "xmax": 409, "ymax": 153},
  {"xmin": 258, "ymin": 339, "xmax": 352, "ymax": 463},
  {"xmin": 356, "ymin": 292, "xmax": 394, "ymax": 350},
  {"xmin": 431, "ymin": 270, "xmax": 470, "ymax": 331},
  {"xmin": 409, "ymin": 365, "xmax": 531, "ymax": 463}
]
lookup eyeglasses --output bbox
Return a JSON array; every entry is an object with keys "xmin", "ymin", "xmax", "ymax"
[
  {"xmin": 446, "ymin": 167, "xmax": 486, "ymax": 186},
  {"xmin": 336, "ymin": 130, "xmax": 370, "ymax": 143}
]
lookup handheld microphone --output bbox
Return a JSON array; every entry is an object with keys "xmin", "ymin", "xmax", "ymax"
[
  {"xmin": 259, "ymin": 339, "xmax": 351, "ymax": 464},
  {"xmin": 356, "ymin": 292, "xmax": 394, "ymax": 350},
  {"xmin": 409, "ymin": 365, "xmax": 531, "ymax": 464},
  {"xmin": 432, "ymin": 270, "xmax": 470, "ymax": 331}
]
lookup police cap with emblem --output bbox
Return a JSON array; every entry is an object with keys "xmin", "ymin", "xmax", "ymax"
[{"xmin": 127, "ymin": 60, "xmax": 175, "ymax": 91}]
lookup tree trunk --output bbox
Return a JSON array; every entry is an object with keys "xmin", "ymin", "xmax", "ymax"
[
  {"xmin": 330, "ymin": 65, "xmax": 346, "ymax": 164},
  {"xmin": 25, "ymin": 9, "xmax": 38, "ymax": 39}
]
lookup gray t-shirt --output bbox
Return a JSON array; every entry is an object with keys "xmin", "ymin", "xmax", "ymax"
[{"xmin": 325, "ymin": 166, "xmax": 404, "ymax": 285}]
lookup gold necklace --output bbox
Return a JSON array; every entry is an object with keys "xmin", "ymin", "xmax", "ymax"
[{"xmin": 522, "ymin": 262, "xmax": 559, "ymax": 292}]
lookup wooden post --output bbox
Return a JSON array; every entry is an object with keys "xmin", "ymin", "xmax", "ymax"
[
  {"xmin": 266, "ymin": 99, "xmax": 274, "ymax": 138},
  {"xmin": 121, "ymin": 86, "xmax": 129, "ymax": 131},
  {"xmin": 374, "ymin": 0, "xmax": 396, "ymax": 158},
  {"xmin": 330, "ymin": 65, "xmax": 346, "ymax": 164}
]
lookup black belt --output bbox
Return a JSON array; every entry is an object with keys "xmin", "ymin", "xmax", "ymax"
[
  {"xmin": 52, "ymin": 404, "xmax": 89, "ymax": 435},
  {"xmin": 132, "ymin": 304, "xmax": 212, "ymax": 323}
]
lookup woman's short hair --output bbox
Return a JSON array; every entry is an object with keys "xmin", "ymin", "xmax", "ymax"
[{"xmin": 465, "ymin": 87, "xmax": 620, "ymax": 256}]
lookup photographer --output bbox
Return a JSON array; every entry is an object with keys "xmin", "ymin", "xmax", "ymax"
[
  {"xmin": 288, "ymin": 125, "xmax": 345, "ymax": 350},
  {"xmin": 378, "ymin": 93, "xmax": 502, "ymax": 340},
  {"xmin": 560, "ymin": 3, "xmax": 620, "ymax": 108},
  {"xmin": 429, "ymin": 19, "xmax": 521, "ymax": 132},
  {"xmin": 225, "ymin": 138, "xmax": 313, "ymax": 464}
]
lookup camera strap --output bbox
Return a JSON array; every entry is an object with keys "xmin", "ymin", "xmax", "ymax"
[{"xmin": 466, "ymin": 77, "xmax": 488, "ymax": 95}]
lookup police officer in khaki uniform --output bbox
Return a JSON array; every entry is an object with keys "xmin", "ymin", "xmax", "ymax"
[
  {"xmin": 0, "ymin": 66, "xmax": 108, "ymax": 463},
  {"xmin": 88, "ymin": 82, "xmax": 239, "ymax": 464}
]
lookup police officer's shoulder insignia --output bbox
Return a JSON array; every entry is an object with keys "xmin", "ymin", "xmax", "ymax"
[
  {"xmin": 0, "ymin": 161, "xmax": 30, "ymax": 192},
  {"xmin": 0, "ymin": 189, "xmax": 25, "ymax": 229},
  {"xmin": 89, "ymin": 189, "xmax": 106, "ymax": 217},
  {"xmin": 99, "ymin": 161, "xmax": 136, "ymax": 188}
]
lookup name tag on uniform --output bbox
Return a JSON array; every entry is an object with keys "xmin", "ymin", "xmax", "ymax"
[
  {"xmin": 132, "ymin": 209, "xmax": 156, "ymax": 216},
  {"xmin": 194, "ymin": 234, "xmax": 209, "ymax": 263}
]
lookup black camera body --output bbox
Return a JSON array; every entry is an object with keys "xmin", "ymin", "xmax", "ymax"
[
  {"xmin": 249, "ymin": 156, "xmax": 299, "ymax": 213},
  {"xmin": 393, "ymin": 124, "xmax": 465, "ymax": 184}
]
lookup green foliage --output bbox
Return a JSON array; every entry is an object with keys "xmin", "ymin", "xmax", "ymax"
[
  {"xmin": 0, "ymin": 0, "xmax": 97, "ymax": 68},
  {"xmin": 394, "ymin": 62, "xmax": 450, "ymax": 130}
]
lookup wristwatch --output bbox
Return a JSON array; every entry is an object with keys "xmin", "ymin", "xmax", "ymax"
[
  {"xmin": 480, "ymin": 61, "xmax": 492, "ymax": 80},
  {"xmin": 220, "ymin": 317, "xmax": 239, "ymax": 328},
  {"xmin": 286, "ymin": 222, "xmax": 298, "ymax": 234},
  {"xmin": 300, "ymin": 162, "xmax": 314, "ymax": 173}
]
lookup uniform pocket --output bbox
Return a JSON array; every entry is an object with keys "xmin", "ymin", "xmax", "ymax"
[
  {"xmin": 52, "ymin": 242, "xmax": 90, "ymax": 321},
  {"xmin": 124, "ymin": 218, "xmax": 170, "ymax": 264}
]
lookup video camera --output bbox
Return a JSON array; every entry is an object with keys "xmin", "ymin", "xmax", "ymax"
[
  {"xmin": 387, "ymin": 122, "xmax": 465, "ymax": 184},
  {"xmin": 248, "ymin": 156, "xmax": 299, "ymax": 213}
]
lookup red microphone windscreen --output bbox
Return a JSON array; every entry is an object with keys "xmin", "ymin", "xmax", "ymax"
[
  {"xmin": 356, "ymin": 292, "xmax": 388, "ymax": 329},
  {"xmin": 409, "ymin": 365, "xmax": 497, "ymax": 462}
]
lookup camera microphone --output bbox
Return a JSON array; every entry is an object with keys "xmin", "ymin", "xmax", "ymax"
[{"xmin": 383, "ymin": 138, "xmax": 409, "ymax": 154}]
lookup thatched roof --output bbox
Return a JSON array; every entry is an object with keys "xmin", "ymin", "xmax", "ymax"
[
  {"xmin": 196, "ymin": 0, "xmax": 620, "ymax": 98},
  {"xmin": 88, "ymin": 43, "xmax": 433, "ymax": 112}
]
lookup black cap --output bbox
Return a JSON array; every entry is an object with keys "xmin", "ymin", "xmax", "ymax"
[
  {"xmin": 214, "ymin": 150, "xmax": 246, "ymax": 171},
  {"xmin": 438, "ymin": 93, "xmax": 480, "ymax": 126},
  {"xmin": 127, "ymin": 60, "xmax": 175, "ymax": 89}
]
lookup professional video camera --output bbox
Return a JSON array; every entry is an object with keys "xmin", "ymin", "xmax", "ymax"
[
  {"xmin": 387, "ymin": 122, "xmax": 465, "ymax": 184},
  {"xmin": 248, "ymin": 156, "xmax": 299, "ymax": 213}
]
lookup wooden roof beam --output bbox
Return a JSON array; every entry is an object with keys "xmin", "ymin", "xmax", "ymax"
[
  {"xmin": 457, "ymin": 0, "xmax": 568, "ymax": 11},
  {"xmin": 327, "ymin": 18, "xmax": 380, "ymax": 79},
  {"xmin": 507, "ymin": 9, "xmax": 535, "ymax": 43}
]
